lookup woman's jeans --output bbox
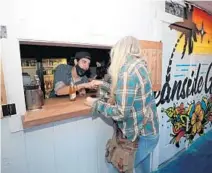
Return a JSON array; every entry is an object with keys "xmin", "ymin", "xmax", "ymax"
[{"xmin": 107, "ymin": 134, "xmax": 159, "ymax": 173}]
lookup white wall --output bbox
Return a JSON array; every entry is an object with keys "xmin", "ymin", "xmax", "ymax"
[
  {"xmin": 1, "ymin": 0, "xmax": 163, "ymax": 116},
  {"xmin": 1, "ymin": 0, "xmax": 26, "ymax": 115},
  {"xmin": 15, "ymin": 0, "xmax": 162, "ymax": 45},
  {"xmin": 2, "ymin": 0, "xmax": 211, "ymax": 171},
  {"xmin": 1, "ymin": 115, "xmax": 114, "ymax": 173},
  {"xmin": 1, "ymin": 0, "xmax": 163, "ymax": 172}
]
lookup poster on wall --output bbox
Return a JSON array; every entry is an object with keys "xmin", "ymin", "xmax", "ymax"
[{"xmin": 156, "ymin": 4, "xmax": 212, "ymax": 153}]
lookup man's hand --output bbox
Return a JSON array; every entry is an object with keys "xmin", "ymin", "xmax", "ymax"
[{"xmin": 78, "ymin": 89, "xmax": 86, "ymax": 96}]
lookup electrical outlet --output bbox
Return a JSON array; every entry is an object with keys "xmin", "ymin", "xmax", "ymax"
[{"xmin": 2, "ymin": 103, "xmax": 17, "ymax": 117}]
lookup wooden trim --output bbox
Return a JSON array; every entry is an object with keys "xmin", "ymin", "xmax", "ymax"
[
  {"xmin": 140, "ymin": 40, "xmax": 162, "ymax": 49},
  {"xmin": 1, "ymin": 61, "xmax": 7, "ymax": 118},
  {"xmin": 19, "ymin": 40, "xmax": 112, "ymax": 49},
  {"xmin": 140, "ymin": 40, "xmax": 162, "ymax": 91},
  {"xmin": 1, "ymin": 61, "xmax": 7, "ymax": 105}
]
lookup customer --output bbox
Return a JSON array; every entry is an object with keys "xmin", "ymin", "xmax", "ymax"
[{"xmin": 86, "ymin": 36, "xmax": 159, "ymax": 173}]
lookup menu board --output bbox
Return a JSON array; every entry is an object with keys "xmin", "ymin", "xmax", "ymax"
[{"xmin": 140, "ymin": 40, "xmax": 162, "ymax": 91}]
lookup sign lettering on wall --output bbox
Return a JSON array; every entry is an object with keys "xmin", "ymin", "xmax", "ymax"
[{"xmin": 156, "ymin": 5, "xmax": 212, "ymax": 147}]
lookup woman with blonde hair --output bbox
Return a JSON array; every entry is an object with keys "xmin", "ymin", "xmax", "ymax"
[{"xmin": 86, "ymin": 36, "xmax": 159, "ymax": 173}]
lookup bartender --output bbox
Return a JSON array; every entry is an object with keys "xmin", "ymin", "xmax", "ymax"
[{"xmin": 49, "ymin": 51, "xmax": 93, "ymax": 97}]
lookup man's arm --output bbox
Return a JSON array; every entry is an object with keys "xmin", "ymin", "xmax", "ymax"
[
  {"xmin": 53, "ymin": 64, "xmax": 68, "ymax": 95},
  {"xmin": 77, "ymin": 76, "xmax": 89, "ymax": 96},
  {"xmin": 55, "ymin": 83, "xmax": 89, "ymax": 96},
  {"xmin": 53, "ymin": 65, "xmax": 92, "ymax": 96}
]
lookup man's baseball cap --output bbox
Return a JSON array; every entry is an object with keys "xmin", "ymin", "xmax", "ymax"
[{"xmin": 75, "ymin": 51, "xmax": 91, "ymax": 60}]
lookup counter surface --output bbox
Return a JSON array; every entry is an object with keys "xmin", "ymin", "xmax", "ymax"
[{"xmin": 23, "ymin": 95, "xmax": 92, "ymax": 128}]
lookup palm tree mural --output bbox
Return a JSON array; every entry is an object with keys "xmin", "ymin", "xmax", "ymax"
[
  {"xmin": 165, "ymin": 4, "xmax": 206, "ymax": 83},
  {"xmin": 154, "ymin": 4, "xmax": 208, "ymax": 104},
  {"xmin": 169, "ymin": 5, "xmax": 199, "ymax": 59}
]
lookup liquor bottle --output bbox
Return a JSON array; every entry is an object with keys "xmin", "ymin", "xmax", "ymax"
[{"xmin": 69, "ymin": 81, "xmax": 77, "ymax": 101}]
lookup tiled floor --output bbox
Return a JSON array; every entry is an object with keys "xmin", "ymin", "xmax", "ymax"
[{"xmin": 154, "ymin": 129, "xmax": 212, "ymax": 173}]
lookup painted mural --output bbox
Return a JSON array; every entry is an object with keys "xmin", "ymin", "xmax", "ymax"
[
  {"xmin": 155, "ymin": 5, "xmax": 212, "ymax": 147},
  {"xmin": 162, "ymin": 95, "xmax": 212, "ymax": 147},
  {"xmin": 177, "ymin": 7, "xmax": 212, "ymax": 55}
]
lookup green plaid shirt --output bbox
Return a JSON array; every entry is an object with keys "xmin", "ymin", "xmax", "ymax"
[{"xmin": 92, "ymin": 58, "xmax": 159, "ymax": 141}]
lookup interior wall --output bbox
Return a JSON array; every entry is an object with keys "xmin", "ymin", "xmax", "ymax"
[
  {"xmin": 2, "ymin": 0, "xmax": 212, "ymax": 170},
  {"xmin": 1, "ymin": 115, "xmax": 114, "ymax": 173},
  {"xmin": 1, "ymin": 0, "xmax": 163, "ymax": 172},
  {"xmin": 1, "ymin": 0, "xmax": 163, "ymax": 116},
  {"xmin": 15, "ymin": 0, "xmax": 162, "ymax": 45},
  {"xmin": 2, "ymin": 0, "xmax": 211, "ymax": 171},
  {"xmin": 1, "ymin": 0, "xmax": 26, "ymax": 116}
]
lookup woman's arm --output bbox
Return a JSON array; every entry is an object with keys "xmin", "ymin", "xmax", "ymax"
[
  {"xmin": 92, "ymin": 72, "xmax": 138, "ymax": 121},
  {"xmin": 91, "ymin": 80, "xmax": 111, "ymax": 92}
]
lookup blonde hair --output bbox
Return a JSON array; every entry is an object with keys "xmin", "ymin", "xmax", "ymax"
[{"xmin": 108, "ymin": 36, "xmax": 142, "ymax": 97}]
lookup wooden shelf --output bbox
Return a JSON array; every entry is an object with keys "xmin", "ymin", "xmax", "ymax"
[
  {"xmin": 1, "ymin": 61, "xmax": 7, "ymax": 118},
  {"xmin": 22, "ymin": 66, "xmax": 36, "ymax": 69},
  {"xmin": 43, "ymin": 66, "xmax": 55, "ymax": 68},
  {"xmin": 44, "ymin": 74, "xmax": 54, "ymax": 76}
]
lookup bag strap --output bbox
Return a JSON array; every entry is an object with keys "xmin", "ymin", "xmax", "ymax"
[
  {"xmin": 112, "ymin": 121, "xmax": 120, "ymax": 137},
  {"xmin": 112, "ymin": 121, "xmax": 118, "ymax": 141}
]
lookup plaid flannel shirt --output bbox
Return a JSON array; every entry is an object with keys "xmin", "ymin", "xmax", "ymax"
[{"xmin": 92, "ymin": 58, "xmax": 159, "ymax": 141}]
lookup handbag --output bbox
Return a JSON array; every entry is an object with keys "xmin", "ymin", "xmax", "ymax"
[{"xmin": 105, "ymin": 122, "xmax": 138, "ymax": 173}]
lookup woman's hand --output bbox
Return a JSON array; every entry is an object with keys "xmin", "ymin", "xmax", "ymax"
[
  {"xmin": 84, "ymin": 97, "xmax": 98, "ymax": 107},
  {"xmin": 90, "ymin": 80, "xmax": 103, "ymax": 89},
  {"xmin": 107, "ymin": 98, "xmax": 115, "ymax": 105},
  {"xmin": 79, "ymin": 80, "xmax": 103, "ymax": 90},
  {"xmin": 81, "ymin": 82, "xmax": 94, "ymax": 89}
]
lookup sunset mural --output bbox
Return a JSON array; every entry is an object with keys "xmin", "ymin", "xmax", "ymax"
[
  {"xmin": 156, "ymin": 5, "xmax": 212, "ymax": 148},
  {"xmin": 176, "ymin": 7, "xmax": 212, "ymax": 55},
  {"xmin": 192, "ymin": 7, "xmax": 212, "ymax": 54}
]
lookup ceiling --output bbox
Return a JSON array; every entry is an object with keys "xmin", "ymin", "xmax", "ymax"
[{"xmin": 187, "ymin": 1, "xmax": 212, "ymax": 14}]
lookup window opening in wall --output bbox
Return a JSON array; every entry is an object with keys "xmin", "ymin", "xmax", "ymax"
[{"xmin": 19, "ymin": 43, "xmax": 111, "ymax": 102}]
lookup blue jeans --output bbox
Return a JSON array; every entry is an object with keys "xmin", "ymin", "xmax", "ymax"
[{"xmin": 107, "ymin": 134, "xmax": 159, "ymax": 173}]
